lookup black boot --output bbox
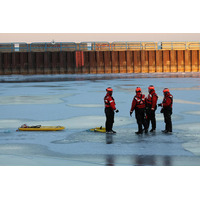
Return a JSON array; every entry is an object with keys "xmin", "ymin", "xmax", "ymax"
[
  {"xmin": 111, "ymin": 130, "xmax": 116, "ymax": 134},
  {"xmin": 135, "ymin": 131, "xmax": 143, "ymax": 134}
]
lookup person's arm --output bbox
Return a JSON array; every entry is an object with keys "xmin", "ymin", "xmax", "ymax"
[
  {"xmin": 151, "ymin": 95, "xmax": 158, "ymax": 110},
  {"xmin": 162, "ymin": 97, "xmax": 172, "ymax": 107},
  {"xmin": 130, "ymin": 98, "xmax": 136, "ymax": 116},
  {"xmin": 109, "ymin": 97, "xmax": 116, "ymax": 110}
]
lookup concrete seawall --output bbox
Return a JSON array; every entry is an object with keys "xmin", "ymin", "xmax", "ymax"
[{"xmin": 0, "ymin": 50, "xmax": 199, "ymax": 75}]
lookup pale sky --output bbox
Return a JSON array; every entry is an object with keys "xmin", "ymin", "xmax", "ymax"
[
  {"xmin": 1, "ymin": 1, "xmax": 200, "ymax": 44},
  {"xmin": 0, "ymin": 33, "xmax": 200, "ymax": 43},
  {"xmin": 1, "ymin": 0, "xmax": 200, "ymax": 44}
]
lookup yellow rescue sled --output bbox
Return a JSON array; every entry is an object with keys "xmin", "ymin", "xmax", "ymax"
[
  {"xmin": 18, "ymin": 124, "xmax": 65, "ymax": 131},
  {"xmin": 89, "ymin": 126, "xmax": 106, "ymax": 133}
]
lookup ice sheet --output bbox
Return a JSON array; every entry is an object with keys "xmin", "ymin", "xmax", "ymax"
[
  {"xmin": 0, "ymin": 73, "xmax": 200, "ymax": 165},
  {"xmin": 0, "ymin": 94, "xmax": 73, "ymax": 105},
  {"xmin": 0, "ymin": 113, "xmax": 182, "ymax": 129}
]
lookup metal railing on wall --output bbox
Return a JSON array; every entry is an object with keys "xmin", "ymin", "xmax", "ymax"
[
  {"xmin": 161, "ymin": 41, "xmax": 200, "ymax": 50},
  {"xmin": 0, "ymin": 42, "xmax": 77, "ymax": 52},
  {"xmin": 0, "ymin": 43, "xmax": 29, "ymax": 52},
  {"xmin": 1, "ymin": 41, "xmax": 200, "ymax": 52},
  {"xmin": 79, "ymin": 41, "xmax": 158, "ymax": 51},
  {"xmin": 29, "ymin": 42, "xmax": 77, "ymax": 52}
]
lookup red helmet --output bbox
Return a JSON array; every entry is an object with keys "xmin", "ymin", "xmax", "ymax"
[
  {"xmin": 148, "ymin": 85, "xmax": 155, "ymax": 92},
  {"xmin": 106, "ymin": 87, "xmax": 113, "ymax": 92},
  {"xmin": 135, "ymin": 87, "xmax": 141, "ymax": 93},
  {"xmin": 163, "ymin": 88, "xmax": 169, "ymax": 93}
]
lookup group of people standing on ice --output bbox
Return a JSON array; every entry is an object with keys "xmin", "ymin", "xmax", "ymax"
[{"xmin": 104, "ymin": 85, "xmax": 173, "ymax": 134}]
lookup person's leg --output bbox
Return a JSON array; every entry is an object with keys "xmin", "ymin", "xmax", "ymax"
[
  {"xmin": 110, "ymin": 110, "xmax": 115, "ymax": 131},
  {"xmin": 165, "ymin": 111, "xmax": 172, "ymax": 132},
  {"xmin": 146, "ymin": 110, "xmax": 150, "ymax": 130},
  {"xmin": 105, "ymin": 108, "xmax": 112, "ymax": 132},
  {"xmin": 163, "ymin": 111, "xmax": 167, "ymax": 132},
  {"xmin": 151, "ymin": 111, "xmax": 156, "ymax": 130},
  {"xmin": 142, "ymin": 109, "xmax": 148, "ymax": 133},
  {"xmin": 136, "ymin": 110, "xmax": 143, "ymax": 133}
]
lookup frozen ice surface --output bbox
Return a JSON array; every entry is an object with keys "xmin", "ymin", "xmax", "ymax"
[
  {"xmin": 0, "ymin": 94, "xmax": 73, "ymax": 105},
  {"xmin": 1, "ymin": 72, "xmax": 200, "ymax": 165}
]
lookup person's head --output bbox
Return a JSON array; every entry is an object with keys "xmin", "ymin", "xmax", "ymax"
[
  {"xmin": 148, "ymin": 85, "xmax": 155, "ymax": 93},
  {"xmin": 135, "ymin": 87, "xmax": 142, "ymax": 94},
  {"xmin": 21, "ymin": 124, "xmax": 27, "ymax": 128},
  {"xmin": 163, "ymin": 88, "xmax": 169, "ymax": 95},
  {"xmin": 106, "ymin": 87, "xmax": 113, "ymax": 95}
]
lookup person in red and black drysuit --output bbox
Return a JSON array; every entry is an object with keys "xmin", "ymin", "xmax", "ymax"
[
  {"xmin": 145, "ymin": 85, "xmax": 158, "ymax": 133},
  {"xmin": 130, "ymin": 87, "xmax": 148, "ymax": 134},
  {"xmin": 104, "ymin": 87, "xmax": 119, "ymax": 133},
  {"xmin": 158, "ymin": 88, "xmax": 173, "ymax": 133}
]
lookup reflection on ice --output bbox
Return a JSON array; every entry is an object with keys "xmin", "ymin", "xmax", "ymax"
[
  {"xmin": 105, "ymin": 155, "xmax": 115, "ymax": 166},
  {"xmin": 1, "ymin": 153, "xmax": 200, "ymax": 166},
  {"xmin": 50, "ymin": 127, "xmax": 192, "ymax": 158},
  {"xmin": 106, "ymin": 155, "xmax": 173, "ymax": 166}
]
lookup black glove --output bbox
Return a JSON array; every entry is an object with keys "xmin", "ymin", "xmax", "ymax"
[
  {"xmin": 160, "ymin": 108, "xmax": 164, "ymax": 113},
  {"xmin": 130, "ymin": 111, "xmax": 133, "ymax": 117},
  {"xmin": 158, "ymin": 103, "xmax": 162, "ymax": 107},
  {"xmin": 115, "ymin": 109, "xmax": 119, "ymax": 113},
  {"xmin": 150, "ymin": 109, "xmax": 154, "ymax": 114}
]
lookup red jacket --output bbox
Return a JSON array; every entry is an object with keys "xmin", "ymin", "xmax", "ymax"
[
  {"xmin": 130, "ymin": 93, "xmax": 146, "ymax": 111},
  {"xmin": 146, "ymin": 90, "xmax": 158, "ymax": 110},
  {"xmin": 104, "ymin": 93, "xmax": 116, "ymax": 110},
  {"xmin": 162, "ymin": 92, "xmax": 173, "ymax": 108}
]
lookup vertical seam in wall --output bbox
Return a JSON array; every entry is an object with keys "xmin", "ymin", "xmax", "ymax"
[
  {"xmin": 162, "ymin": 50, "xmax": 164, "ymax": 72},
  {"xmin": 118, "ymin": 51, "xmax": 120, "ymax": 73},
  {"xmin": 132, "ymin": 51, "xmax": 134, "ymax": 73},
  {"xmin": 176, "ymin": 50, "xmax": 178, "ymax": 72},
  {"xmin": 148, "ymin": 51, "xmax": 150, "ymax": 73},
  {"xmin": 198, "ymin": 50, "xmax": 200, "ymax": 72},
  {"xmin": 183, "ymin": 50, "xmax": 185, "ymax": 72},
  {"xmin": 103, "ymin": 51, "xmax": 105, "ymax": 74},
  {"xmin": 110, "ymin": 51, "xmax": 111, "ymax": 74},
  {"xmin": 88, "ymin": 52, "xmax": 90, "ymax": 74},
  {"xmin": 95, "ymin": 51, "xmax": 97, "ymax": 74},
  {"xmin": 170, "ymin": 50, "xmax": 171, "ymax": 73},
  {"xmin": 125, "ymin": 51, "xmax": 127, "ymax": 73},
  {"xmin": 155, "ymin": 50, "xmax": 157, "ymax": 73},
  {"xmin": 140, "ymin": 50, "xmax": 142, "ymax": 73},
  {"xmin": 190, "ymin": 50, "xmax": 192, "ymax": 72}
]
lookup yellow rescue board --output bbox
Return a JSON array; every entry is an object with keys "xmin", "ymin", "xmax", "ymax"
[
  {"xmin": 18, "ymin": 126, "xmax": 65, "ymax": 131},
  {"xmin": 90, "ymin": 127, "xmax": 106, "ymax": 133}
]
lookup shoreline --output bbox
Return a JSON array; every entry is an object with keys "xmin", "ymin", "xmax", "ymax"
[{"xmin": 0, "ymin": 72, "xmax": 200, "ymax": 83}]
